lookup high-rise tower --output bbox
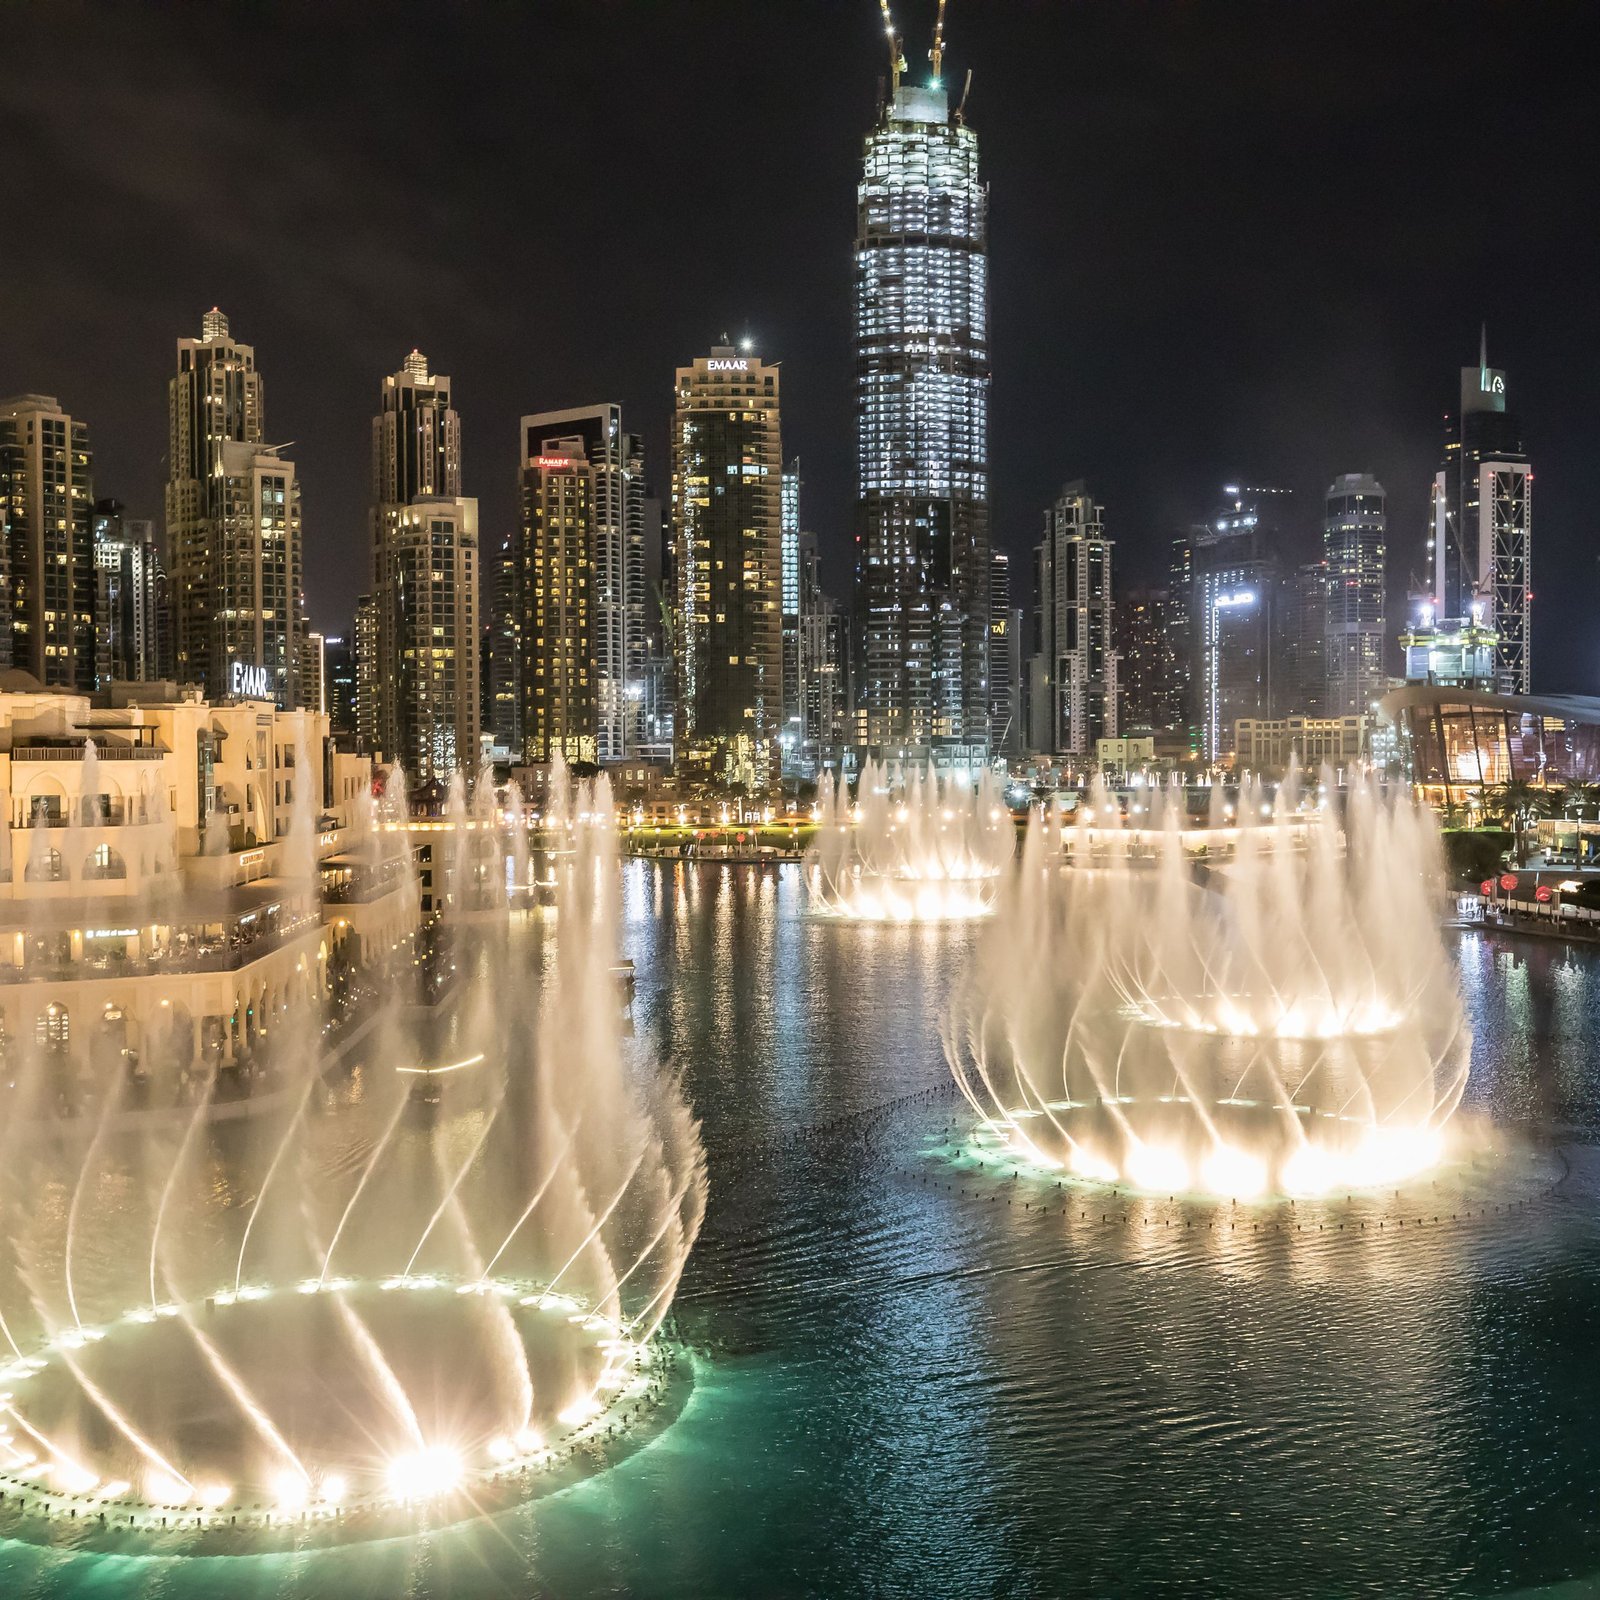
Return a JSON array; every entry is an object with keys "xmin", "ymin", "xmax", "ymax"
[
  {"xmin": 370, "ymin": 350, "xmax": 479, "ymax": 781},
  {"xmin": 1432, "ymin": 330, "xmax": 1531, "ymax": 694},
  {"xmin": 91, "ymin": 498, "xmax": 163, "ymax": 685},
  {"xmin": 166, "ymin": 309, "xmax": 303, "ymax": 706},
  {"xmin": 671, "ymin": 344, "xmax": 783, "ymax": 784},
  {"xmin": 853, "ymin": 17, "xmax": 989, "ymax": 758},
  {"xmin": 518, "ymin": 405, "xmax": 642, "ymax": 763},
  {"xmin": 1028, "ymin": 482, "xmax": 1117, "ymax": 758},
  {"xmin": 1323, "ymin": 474, "xmax": 1387, "ymax": 716},
  {"xmin": 1193, "ymin": 486, "xmax": 1289, "ymax": 762},
  {"xmin": 0, "ymin": 394, "xmax": 96, "ymax": 686}
]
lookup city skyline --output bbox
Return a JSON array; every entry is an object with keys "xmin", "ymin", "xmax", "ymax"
[{"xmin": 1, "ymin": 4, "xmax": 1595, "ymax": 687}]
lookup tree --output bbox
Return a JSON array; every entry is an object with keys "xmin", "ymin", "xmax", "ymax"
[{"xmin": 1485, "ymin": 779, "xmax": 1551, "ymax": 866}]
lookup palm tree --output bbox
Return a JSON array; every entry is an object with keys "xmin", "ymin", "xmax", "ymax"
[{"xmin": 1485, "ymin": 778, "xmax": 1550, "ymax": 866}]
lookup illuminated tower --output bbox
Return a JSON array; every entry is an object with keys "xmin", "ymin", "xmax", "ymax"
[
  {"xmin": 0, "ymin": 394, "xmax": 96, "ymax": 686},
  {"xmin": 166, "ymin": 309, "xmax": 304, "ymax": 706},
  {"xmin": 1323, "ymin": 474, "xmax": 1387, "ymax": 717},
  {"xmin": 1432, "ymin": 329, "xmax": 1531, "ymax": 694},
  {"xmin": 1029, "ymin": 482, "xmax": 1117, "ymax": 758},
  {"xmin": 853, "ymin": 11, "xmax": 989, "ymax": 759},
  {"xmin": 670, "ymin": 344, "xmax": 783, "ymax": 784},
  {"xmin": 370, "ymin": 351, "xmax": 478, "ymax": 780},
  {"xmin": 518, "ymin": 441, "xmax": 598, "ymax": 764},
  {"xmin": 520, "ymin": 405, "xmax": 642, "ymax": 763}
]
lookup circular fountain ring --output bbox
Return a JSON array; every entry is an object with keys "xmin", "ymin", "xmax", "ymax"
[
  {"xmin": 0, "ymin": 1272, "xmax": 691, "ymax": 1552},
  {"xmin": 965, "ymin": 1096, "xmax": 1459, "ymax": 1199}
]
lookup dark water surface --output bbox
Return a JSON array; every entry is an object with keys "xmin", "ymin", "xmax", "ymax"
[{"xmin": 4, "ymin": 866, "xmax": 1600, "ymax": 1598}]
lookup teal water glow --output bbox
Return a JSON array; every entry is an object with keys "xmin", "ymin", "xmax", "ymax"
[{"xmin": 3, "ymin": 871, "xmax": 1599, "ymax": 1597}]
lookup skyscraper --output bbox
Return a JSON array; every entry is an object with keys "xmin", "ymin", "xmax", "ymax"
[
  {"xmin": 1323, "ymin": 473, "xmax": 1387, "ymax": 716},
  {"xmin": 91, "ymin": 498, "xmax": 163, "ymax": 684},
  {"xmin": 1029, "ymin": 482, "xmax": 1117, "ymax": 758},
  {"xmin": 486, "ymin": 529, "xmax": 521, "ymax": 759},
  {"xmin": 1432, "ymin": 331, "xmax": 1531, "ymax": 693},
  {"xmin": 988, "ymin": 551, "xmax": 1021, "ymax": 758},
  {"xmin": 376, "ymin": 500, "xmax": 480, "ymax": 780},
  {"xmin": 370, "ymin": 351, "xmax": 479, "ymax": 781},
  {"xmin": 518, "ymin": 444, "xmax": 598, "ymax": 764},
  {"xmin": 1193, "ymin": 486, "xmax": 1288, "ymax": 762},
  {"xmin": 670, "ymin": 344, "xmax": 783, "ymax": 784},
  {"xmin": 302, "ymin": 630, "xmax": 327, "ymax": 716},
  {"xmin": 324, "ymin": 632, "xmax": 356, "ymax": 739},
  {"xmin": 780, "ymin": 459, "xmax": 804, "ymax": 769},
  {"xmin": 1115, "ymin": 587, "xmax": 1181, "ymax": 732},
  {"xmin": 798, "ymin": 534, "xmax": 849, "ymax": 769},
  {"xmin": 1277, "ymin": 559, "xmax": 1327, "ymax": 717},
  {"xmin": 520, "ymin": 405, "xmax": 643, "ymax": 763},
  {"xmin": 166, "ymin": 309, "xmax": 304, "ymax": 706},
  {"xmin": 518, "ymin": 409, "xmax": 649, "ymax": 764},
  {"xmin": 354, "ymin": 594, "xmax": 379, "ymax": 752},
  {"xmin": 0, "ymin": 394, "xmax": 96, "ymax": 686},
  {"xmin": 854, "ymin": 51, "xmax": 990, "ymax": 757},
  {"xmin": 634, "ymin": 490, "xmax": 674, "ymax": 761}
]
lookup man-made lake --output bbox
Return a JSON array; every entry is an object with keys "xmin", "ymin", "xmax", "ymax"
[{"xmin": 3, "ymin": 860, "xmax": 1596, "ymax": 1598}]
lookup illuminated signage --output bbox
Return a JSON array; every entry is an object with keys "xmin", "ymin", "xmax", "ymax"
[
  {"xmin": 535, "ymin": 456, "xmax": 574, "ymax": 470},
  {"xmin": 230, "ymin": 660, "xmax": 271, "ymax": 698},
  {"xmin": 1480, "ymin": 371, "xmax": 1505, "ymax": 394},
  {"xmin": 707, "ymin": 358, "xmax": 749, "ymax": 372},
  {"xmin": 1213, "ymin": 590, "xmax": 1257, "ymax": 609}
]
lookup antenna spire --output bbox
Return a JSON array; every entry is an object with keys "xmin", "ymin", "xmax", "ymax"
[
  {"xmin": 930, "ymin": 0, "xmax": 947, "ymax": 82},
  {"xmin": 877, "ymin": 0, "xmax": 904, "ymax": 94},
  {"xmin": 1479, "ymin": 321, "xmax": 1488, "ymax": 375}
]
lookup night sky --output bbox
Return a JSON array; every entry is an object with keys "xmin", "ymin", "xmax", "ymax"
[{"xmin": 3, "ymin": 2, "xmax": 1596, "ymax": 686}]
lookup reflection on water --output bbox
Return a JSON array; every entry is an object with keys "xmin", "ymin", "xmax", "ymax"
[{"xmin": 4, "ymin": 870, "xmax": 1600, "ymax": 1597}]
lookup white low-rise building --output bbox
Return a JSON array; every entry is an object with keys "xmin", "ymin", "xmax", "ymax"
[{"xmin": 0, "ymin": 674, "xmax": 416, "ymax": 1102}]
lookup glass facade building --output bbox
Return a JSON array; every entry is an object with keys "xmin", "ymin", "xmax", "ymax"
[
  {"xmin": 1384, "ymin": 686, "xmax": 1600, "ymax": 803},
  {"xmin": 854, "ymin": 80, "xmax": 990, "ymax": 752}
]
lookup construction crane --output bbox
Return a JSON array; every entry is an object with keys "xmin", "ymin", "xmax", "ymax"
[
  {"xmin": 930, "ymin": 0, "xmax": 947, "ymax": 82},
  {"xmin": 878, "ymin": 0, "xmax": 905, "ymax": 94}
]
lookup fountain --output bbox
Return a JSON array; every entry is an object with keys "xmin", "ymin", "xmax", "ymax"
[
  {"xmin": 807, "ymin": 758, "xmax": 1014, "ymax": 921},
  {"xmin": 0, "ymin": 760, "xmax": 706, "ymax": 1548},
  {"xmin": 945, "ymin": 768, "xmax": 1471, "ymax": 1197}
]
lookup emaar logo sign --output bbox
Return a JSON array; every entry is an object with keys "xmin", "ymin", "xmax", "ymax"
[
  {"xmin": 1480, "ymin": 371, "xmax": 1505, "ymax": 394},
  {"xmin": 230, "ymin": 660, "xmax": 271, "ymax": 698},
  {"xmin": 707, "ymin": 358, "xmax": 749, "ymax": 372}
]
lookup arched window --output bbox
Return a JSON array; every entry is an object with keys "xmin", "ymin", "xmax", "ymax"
[
  {"xmin": 83, "ymin": 844, "xmax": 127, "ymax": 881},
  {"xmin": 25, "ymin": 847, "xmax": 65, "ymax": 883}
]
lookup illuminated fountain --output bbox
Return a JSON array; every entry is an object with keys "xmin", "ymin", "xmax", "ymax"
[
  {"xmin": 0, "ymin": 760, "xmax": 705, "ymax": 1547},
  {"xmin": 945, "ymin": 769, "xmax": 1470, "ymax": 1198},
  {"xmin": 807, "ymin": 758, "xmax": 1014, "ymax": 921}
]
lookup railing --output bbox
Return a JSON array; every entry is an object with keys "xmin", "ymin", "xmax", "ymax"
[
  {"xmin": 12, "ymin": 746, "xmax": 165, "ymax": 762},
  {"xmin": 321, "ymin": 861, "xmax": 413, "ymax": 904},
  {"xmin": 15, "ymin": 807, "xmax": 169, "ymax": 829},
  {"xmin": 0, "ymin": 916, "xmax": 324, "ymax": 986}
]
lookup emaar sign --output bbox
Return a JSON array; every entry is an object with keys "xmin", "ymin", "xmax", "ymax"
[
  {"xmin": 230, "ymin": 660, "xmax": 271, "ymax": 698},
  {"xmin": 707, "ymin": 358, "xmax": 749, "ymax": 372}
]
